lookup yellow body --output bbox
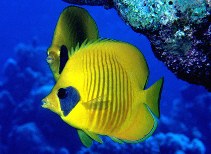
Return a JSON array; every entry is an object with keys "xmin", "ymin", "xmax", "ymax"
[
  {"xmin": 43, "ymin": 40, "xmax": 163, "ymax": 141},
  {"xmin": 62, "ymin": 41, "xmax": 151, "ymax": 141},
  {"xmin": 42, "ymin": 6, "xmax": 163, "ymax": 147}
]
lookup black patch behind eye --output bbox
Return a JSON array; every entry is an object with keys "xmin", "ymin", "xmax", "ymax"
[
  {"xmin": 59, "ymin": 45, "xmax": 68, "ymax": 74},
  {"xmin": 58, "ymin": 88, "xmax": 67, "ymax": 99},
  {"xmin": 59, "ymin": 86, "xmax": 80, "ymax": 116}
]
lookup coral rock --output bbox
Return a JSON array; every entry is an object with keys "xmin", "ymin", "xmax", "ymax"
[{"xmin": 62, "ymin": 0, "xmax": 113, "ymax": 8}]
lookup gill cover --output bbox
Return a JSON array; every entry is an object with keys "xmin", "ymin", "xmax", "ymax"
[{"xmin": 47, "ymin": 6, "xmax": 99, "ymax": 80}]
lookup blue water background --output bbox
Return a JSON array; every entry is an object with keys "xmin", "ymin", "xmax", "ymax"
[{"xmin": 0, "ymin": 0, "xmax": 210, "ymax": 153}]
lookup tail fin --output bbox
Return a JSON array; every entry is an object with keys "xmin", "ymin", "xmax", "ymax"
[{"xmin": 142, "ymin": 77, "xmax": 164, "ymax": 118}]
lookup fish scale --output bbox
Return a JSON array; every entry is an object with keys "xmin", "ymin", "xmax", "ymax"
[
  {"xmin": 93, "ymin": 50, "xmax": 105, "ymax": 129},
  {"xmin": 116, "ymin": 56, "xmax": 125, "ymax": 130},
  {"xmin": 101, "ymin": 53, "xmax": 112, "ymax": 132},
  {"xmin": 98, "ymin": 52, "xmax": 108, "ymax": 131},
  {"xmin": 104, "ymin": 55, "xmax": 115, "ymax": 132},
  {"xmin": 82, "ymin": 49, "xmax": 131, "ymax": 133},
  {"xmin": 88, "ymin": 51, "xmax": 97, "ymax": 129},
  {"xmin": 110, "ymin": 55, "xmax": 121, "ymax": 131}
]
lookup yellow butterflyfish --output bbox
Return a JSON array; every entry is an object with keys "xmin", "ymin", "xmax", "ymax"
[
  {"xmin": 42, "ymin": 6, "xmax": 163, "ymax": 147},
  {"xmin": 46, "ymin": 6, "xmax": 98, "ymax": 80}
]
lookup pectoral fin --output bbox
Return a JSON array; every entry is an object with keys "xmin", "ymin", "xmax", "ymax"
[{"xmin": 82, "ymin": 96, "xmax": 110, "ymax": 110}]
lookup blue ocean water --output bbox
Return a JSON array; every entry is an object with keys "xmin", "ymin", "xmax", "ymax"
[{"xmin": 0, "ymin": 0, "xmax": 210, "ymax": 153}]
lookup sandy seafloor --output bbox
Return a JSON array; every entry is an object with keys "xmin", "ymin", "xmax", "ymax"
[{"xmin": 0, "ymin": 0, "xmax": 210, "ymax": 153}]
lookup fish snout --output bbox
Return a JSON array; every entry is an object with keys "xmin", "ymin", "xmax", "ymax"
[
  {"xmin": 42, "ymin": 95, "xmax": 62, "ymax": 116},
  {"xmin": 42, "ymin": 97, "xmax": 49, "ymax": 108}
]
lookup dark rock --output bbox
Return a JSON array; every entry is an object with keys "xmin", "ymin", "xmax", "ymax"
[{"xmin": 63, "ymin": 0, "xmax": 114, "ymax": 9}]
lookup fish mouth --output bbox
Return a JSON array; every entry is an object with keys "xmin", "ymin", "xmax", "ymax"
[
  {"xmin": 42, "ymin": 97, "xmax": 62, "ymax": 116},
  {"xmin": 42, "ymin": 97, "xmax": 56, "ymax": 110},
  {"xmin": 42, "ymin": 97, "xmax": 51, "ymax": 108}
]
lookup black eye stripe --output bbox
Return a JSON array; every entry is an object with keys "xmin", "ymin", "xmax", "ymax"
[
  {"xmin": 58, "ymin": 86, "xmax": 80, "ymax": 116},
  {"xmin": 58, "ymin": 88, "xmax": 67, "ymax": 99},
  {"xmin": 59, "ymin": 45, "xmax": 68, "ymax": 74}
]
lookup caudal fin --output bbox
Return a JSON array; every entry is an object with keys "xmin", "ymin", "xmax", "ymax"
[{"xmin": 143, "ymin": 77, "xmax": 164, "ymax": 118}]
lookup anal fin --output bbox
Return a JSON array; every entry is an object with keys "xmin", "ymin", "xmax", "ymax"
[
  {"xmin": 110, "ymin": 137, "xmax": 124, "ymax": 144},
  {"xmin": 121, "ymin": 104, "xmax": 158, "ymax": 143}
]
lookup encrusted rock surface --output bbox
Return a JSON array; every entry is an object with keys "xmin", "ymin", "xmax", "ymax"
[
  {"xmin": 63, "ymin": 0, "xmax": 114, "ymax": 8},
  {"xmin": 63, "ymin": 0, "xmax": 211, "ymax": 91}
]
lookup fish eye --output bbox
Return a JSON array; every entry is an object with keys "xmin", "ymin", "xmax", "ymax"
[
  {"xmin": 58, "ymin": 86, "xmax": 80, "ymax": 116},
  {"xmin": 58, "ymin": 88, "xmax": 67, "ymax": 99},
  {"xmin": 46, "ymin": 52, "xmax": 55, "ymax": 64}
]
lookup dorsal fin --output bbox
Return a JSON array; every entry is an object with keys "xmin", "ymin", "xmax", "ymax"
[
  {"xmin": 69, "ymin": 39, "xmax": 116, "ymax": 56},
  {"xmin": 47, "ymin": 6, "xmax": 99, "ymax": 80}
]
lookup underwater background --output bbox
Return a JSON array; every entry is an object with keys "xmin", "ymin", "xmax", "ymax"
[{"xmin": 0, "ymin": 0, "xmax": 210, "ymax": 153}]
